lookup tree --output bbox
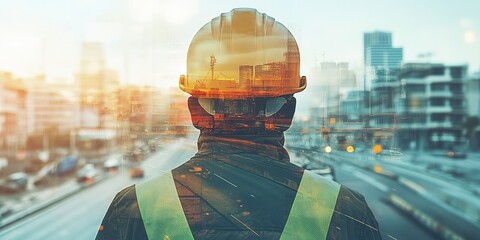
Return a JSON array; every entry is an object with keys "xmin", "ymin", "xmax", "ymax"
[{"xmin": 464, "ymin": 116, "xmax": 479, "ymax": 151}]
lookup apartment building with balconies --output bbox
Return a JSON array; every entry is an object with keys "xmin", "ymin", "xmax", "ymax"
[{"xmin": 396, "ymin": 63, "xmax": 467, "ymax": 150}]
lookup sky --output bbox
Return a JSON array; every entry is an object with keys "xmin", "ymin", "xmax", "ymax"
[{"xmin": 0, "ymin": 0, "xmax": 479, "ymax": 87}]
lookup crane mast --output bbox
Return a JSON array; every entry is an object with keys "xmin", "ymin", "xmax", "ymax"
[{"xmin": 210, "ymin": 55, "xmax": 216, "ymax": 81}]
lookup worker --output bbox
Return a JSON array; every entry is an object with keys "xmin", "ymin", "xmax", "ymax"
[{"xmin": 96, "ymin": 8, "xmax": 381, "ymax": 240}]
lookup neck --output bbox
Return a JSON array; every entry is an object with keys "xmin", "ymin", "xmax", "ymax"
[{"xmin": 196, "ymin": 131, "xmax": 290, "ymax": 162}]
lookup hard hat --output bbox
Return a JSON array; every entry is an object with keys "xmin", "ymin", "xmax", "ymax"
[{"xmin": 179, "ymin": 8, "xmax": 306, "ymax": 99}]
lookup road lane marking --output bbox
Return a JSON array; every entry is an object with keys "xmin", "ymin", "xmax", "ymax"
[
  {"xmin": 353, "ymin": 171, "xmax": 389, "ymax": 192},
  {"xmin": 333, "ymin": 210, "xmax": 380, "ymax": 231},
  {"xmin": 230, "ymin": 214, "xmax": 260, "ymax": 237},
  {"xmin": 398, "ymin": 178, "xmax": 425, "ymax": 194},
  {"xmin": 214, "ymin": 173, "xmax": 238, "ymax": 188},
  {"xmin": 387, "ymin": 234, "xmax": 398, "ymax": 240}
]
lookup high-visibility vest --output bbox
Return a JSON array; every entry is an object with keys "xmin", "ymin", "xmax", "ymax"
[{"xmin": 136, "ymin": 170, "xmax": 340, "ymax": 240}]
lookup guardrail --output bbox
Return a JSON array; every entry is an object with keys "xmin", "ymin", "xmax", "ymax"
[{"xmin": 0, "ymin": 172, "xmax": 110, "ymax": 230}]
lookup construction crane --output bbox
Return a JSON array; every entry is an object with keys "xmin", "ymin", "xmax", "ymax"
[
  {"xmin": 210, "ymin": 55, "xmax": 216, "ymax": 81},
  {"xmin": 195, "ymin": 55, "xmax": 216, "ymax": 89}
]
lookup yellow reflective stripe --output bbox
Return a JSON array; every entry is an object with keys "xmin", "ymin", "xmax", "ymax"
[
  {"xmin": 280, "ymin": 170, "xmax": 341, "ymax": 240},
  {"xmin": 137, "ymin": 170, "xmax": 340, "ymax": 240},
  {"xmin": 136, "ymin": 172, "xmax": 194, "ymax": 240}
]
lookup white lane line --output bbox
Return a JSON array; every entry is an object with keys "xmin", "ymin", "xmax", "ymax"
[
  {"xmin": 398, "ymin": 178, "xmax": 425, "ymax": 194},
  {"xmin": 214, "ymin": 173, "xmax": 238, "ymax": 188},
  {"xmin": 353, "ymin": 171, "xmax": 389, "ymax": 192},
  {"xmin": 230, "ymin": 214, "xmax": 260, "ymax": 237},
  {"xmin": 387, "ymin": 234, "xmax": 398, "ymax": 240}
]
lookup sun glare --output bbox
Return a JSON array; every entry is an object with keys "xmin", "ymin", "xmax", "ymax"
[
  {"xmin": 159, "ymin": 1, "xmax": 199, "ymax": 25},
  {"xmin": 464, "ymin": 30, "xmax": 476, "ymax": 43}
]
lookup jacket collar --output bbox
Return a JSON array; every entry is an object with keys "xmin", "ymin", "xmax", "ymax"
[{"xmin": 196, "ymin": 132, "xmax": 290, "ymax": 162}]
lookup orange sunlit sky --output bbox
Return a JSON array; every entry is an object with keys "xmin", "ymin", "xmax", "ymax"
[{"xmin": 0, "ymin": 0, "xmax": 479, "ymax": 87}]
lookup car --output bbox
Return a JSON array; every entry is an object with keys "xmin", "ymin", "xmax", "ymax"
[
  {"xmin": 389, "ymin": 148, "xmax": 403, "ymax": 157},
  {"xmin": 445, "ymin": 168, "xmax": 465, "ymax": 178},
  {"xmin": 426, "ymin": 163, "xmax": 443, "ymax": 171},
  {"xmin": 123, "ymin": 148, "xmax": 144, "ymax": 162},
  {"xmin": 432, "ymin": 148, "xmax": 467, "ymax": 159},
  {"xmin": 202, "ymin": 168, "xmax": 212, "ymax": 180},
  {"xmin": 103, "ymin": 155, "xmax": 121, "ymax": 171},
  {"xmin": 77, "ymin": 164, "xmax": 98, "ymax": 183},
  {"xmin": 0, "ymin": 201, "xmax": 12, "ymax": 218},
  {"xmin": 447, "ymin": 150, "xmax": 467, "ymax": 159},
  {"xmin": 129, "ymin": 167, "xmax": 144, "ymax": 178},
  {"xmin": 189, "ymin": 166, "xmax": 203, "ymax": 175},
  {"xmin": 302, "ymin": 162, "xmax": 336, "ymax": 181},
  {"xmin": 0, "ymin": 172, "xmax": 29, "ymax": 192},
  {"xmin": 148, "ymin": 139, "xmax": 161, "ymax": 152}
]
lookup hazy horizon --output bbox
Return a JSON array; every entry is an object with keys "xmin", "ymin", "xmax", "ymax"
[{"xmin": 0, "ymin": 0, "xmax": 478, "ymax": 87}]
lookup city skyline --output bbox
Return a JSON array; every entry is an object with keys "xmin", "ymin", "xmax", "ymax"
[{"xmin": 0, "ymin": 0, "xmax": 478, "ymax": 87}]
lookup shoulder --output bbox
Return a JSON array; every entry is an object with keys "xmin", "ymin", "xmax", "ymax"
[
  {"xmin": 96, "ymin": 184, "xmax": 148, "ymax": 240},
  {"xmin": 330, "ymin": 185, "xmax": 382, "ymax": 239},
  {"xmin": 337, "ymin": 185, "xmax": 369, "ymax": 208},
  {"xmin": 110, "ymin": 184, "xmax": 142, "ymax": 219},
  {"xmin": 112, "ymin": 185, "xmax": 137, "ymax": 206}
]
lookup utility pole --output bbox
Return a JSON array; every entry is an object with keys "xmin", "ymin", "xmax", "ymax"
[{"xmin": 70, "ymin": 129, "xmax": 76, "ymax": 154}]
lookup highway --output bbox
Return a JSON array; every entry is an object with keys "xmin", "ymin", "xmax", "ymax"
[
  {"xmin": 311, "ymin": 150, "xmax": 479, "ymax": 240},
  {"xmin": 0, "ymin": 171, "xmax": 131, "ymax": 240},
  {"xmin": 1, "ymin": 137, "xmax": 478, "ymax": 239},
  {"xmin": 0, "ymin": 139, "xmax": 197, "ymax": 240}
]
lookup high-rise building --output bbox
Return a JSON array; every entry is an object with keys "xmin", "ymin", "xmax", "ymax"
[
  {"xmin": 310, "ymin": 62, "xmax": 357, "ymax": 112},
  {"xmin": 305, "ymin": 62, "xmax": 359, "ymax": 147},
  {"xmin": 76, "ymin": 42, "xmax": 119, "ymax": 129},
  {"xmin": 285, "ymin": 35, "xmax": 300, "ymax": 87},
  {"xmin": 25, "ymin": 76, "xmax": 80, "ymax": 135},
  {"xmin": 115, "ymin": 85, "xmax": 191, "ymax": 145},
  {"xmin": 0, "ymin": 72, "xmax": 27, "ymax": 151},
  {"xmin": 239, "ymin": 65, "xmax": 253, "ymax": 87},
  {"xmin": 364, "ymin": 31, "xmax": 403, "ymax": 145},
  {"xmin": 364, "ymin": 31, "xmax": 403, "ymax": 85}
]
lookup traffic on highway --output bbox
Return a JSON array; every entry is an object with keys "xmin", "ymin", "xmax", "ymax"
[{"xmin": 1, "ymin": 133, "xmax": 479, "ymax": 239}]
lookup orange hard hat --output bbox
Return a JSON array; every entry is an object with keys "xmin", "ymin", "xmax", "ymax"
[{"xmin": 179, "ymin": 8, "xmax": 306, "ymax": 99}]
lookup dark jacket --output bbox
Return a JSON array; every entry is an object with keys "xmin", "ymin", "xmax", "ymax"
[{"xmin": 96, "ymin": 135, "xmax": 381, "ymax": 240}]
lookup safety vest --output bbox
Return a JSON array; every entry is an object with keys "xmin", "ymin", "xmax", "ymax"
[{"xmin": 136, "ymin": 170, "xmax": 340, "ymax": 240}]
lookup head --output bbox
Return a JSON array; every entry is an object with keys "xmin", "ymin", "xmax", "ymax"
[{"xmin": 180, "ymin": 8, "xmax": 306, "ymax": 136}]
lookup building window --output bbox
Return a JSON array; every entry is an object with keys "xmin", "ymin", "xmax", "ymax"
[
  {"xmin": 408, "ymin": 97, "xmax": 426, "ymax": 108},
  {"xmin": 406, "ymin": 84, "xmax": 426, "ymax": 93},
  {"xmin": 450, "ymin": 67, "xmax": 464, "ymax": 79},
  {"xmin": 431, "ymin": 114, "xmax": 446, "ymax": 122},
  {"xmin": 451, "ymin": 114, "xmax": 463, "ymax": 125},
  {"xmin": 430, "ymin": 98, "xmax": 445, "ymax": 106},
  {"xmin": 450, "ymin": 99, "xmax": 463, "ymax": 109},
  {"xmin": 431, "ymin": 83, "xmax": 447, "ymax": 91},
  {"xmin": 449, "ymin": 83, "xmax": 462, "ymax": 94},
  {"xmin": 431, "ymin": 66, "xmax": 445, "ymax": 75},
  {"xmin": 410, "ymin": 114, "xmax": 426, "ymax": 123}
]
